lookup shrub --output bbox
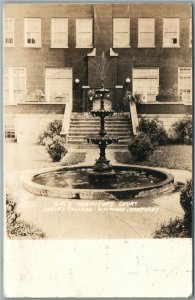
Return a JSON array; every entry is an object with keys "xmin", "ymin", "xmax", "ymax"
[
  {"xmin": 46, "ymin": 135, "xmax": 67, "ymax": 162},
  {"xmin": 180, "ymin": 179, "xmax": 193, "ymax": 235},
  {"xmin": 128, "ymin": 132, "xmax": 154, "ymax": 161},
  {"xmin": 138, "ymin": 116, "xmax": 169, "ymax": 146},
  {"xmin": 6, "ymin": 193, "xmax": 45, "ymax": 239},
  {"xmin": 38, "ymin": 120, "xmax": 63, "ymax": 146},
  {"xmin": 153, "ymin": 179, "xmax": 193, "ymax": 239},
  {"xmin": 172, "ymin": 116, "xmax": 192, "ymax": 145},
  {"xmin": 153, "ymin": 217, "xmax": 189, "ymax": 238}
]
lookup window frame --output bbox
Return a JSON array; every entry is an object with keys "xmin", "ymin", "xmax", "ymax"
[
  {"xmin": 76, "ymin": 18, "xmax": 93, "ymax": 48},
  {"xmin": 163, "ymin": 18, "xmax": 180, "ymax": 48},
  {"xmin": 178, "ymin": 67, "xmax": 192, "ymax": 103},
  {"xmin": 4, "ymin": 18, "xmax": 14, "ymax": 47},
  {"xmin": 113, "ymin": 18, "xmax": 130, "ymax": 48},
  {"xmin": 138, "ymin": 18, "xmax": 155, "ymax": 48},
  {"xmin": 5, "ymin": 115, "xmax": 16, "ymax": 139},
  {"xmin": 132, "ymin": 67, "xmax": 159, "ymax": 102},
  {"xmin": 24, "ymin": 17, "xmax": 41, "ymax": 48},
  {"xmin": 4, "ymin": 67, "xmax": 26, "ymax": 104},
  {"xmin": 51, "ymin": 18, "xmax": 68, "ymax": 48},
  {"xmin": 45, "ymin": 67, "xmax": 72, "ymax": 103}
]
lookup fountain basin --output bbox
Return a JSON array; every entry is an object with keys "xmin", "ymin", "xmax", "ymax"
[{"xmin": 23, "ymin": 165, "xmax": 174, "ymax": 200}]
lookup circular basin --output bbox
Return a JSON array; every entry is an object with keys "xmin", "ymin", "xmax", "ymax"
[{"xmin": 23, "ymin": 165, "xmax": 174, "ymax": 200}]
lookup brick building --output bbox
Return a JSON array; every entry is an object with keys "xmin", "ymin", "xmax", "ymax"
[{"xmin": 4, "ymin": 3, "xmax": 192, "ymax": 145}]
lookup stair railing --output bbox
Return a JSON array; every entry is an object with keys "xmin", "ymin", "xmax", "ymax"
[
  {"xmin": 60, "ymin": 102, "xmax": 72, "ymax": 143},
  {"xmin": 129, "ymin": 101, "xmax": 138, "ymax": 136}
]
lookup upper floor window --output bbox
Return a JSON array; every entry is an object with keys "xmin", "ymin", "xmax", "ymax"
[
  {"xmin": 113, "ymin": 18, "xmax": 130, "ymax": 48},
  {"xmin": 4, "ymin": 67, "xmax": 26, "ymax": 103},
  {"xmin": 178, "ymin": 67, "xmax": 192, "ymax": 103},
  {"xmin": 163, "ymin": 18, "xmax": 180, "ymax": 48},
  {"xmin": 76, "ymin": 18, "xmax": 93, "ymax": 48},
  {"xmin": 189, "ymin": 18, "xmax": 192, "ymax": 47},
  {"xmin": 4, "ymin": 18, "xmax": 14, "ymax": 47},
  {"xmin": 138, "ymin": 18, "xmax": 155, "ymax": 48},
  {"xmin": 24, "ymin": 18, "xmax": 41, "ymax": 47},
  {"xmin": 51, "ymin": 18, "xmax": 68, "ymax": 48}
]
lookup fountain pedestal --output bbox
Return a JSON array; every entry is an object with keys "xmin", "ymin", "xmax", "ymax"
[{"xmin": 87, "ymin": 84, "xmax": 118, "ymax": 180}]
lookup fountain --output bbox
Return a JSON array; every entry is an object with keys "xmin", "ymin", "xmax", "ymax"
[
  {"xmin": 23, "ymin": 82, "xmax": 174, "ymax": 200},
  {"xmin": 87, "ymin": 83, "xmax": 118, "ymax": 180}
]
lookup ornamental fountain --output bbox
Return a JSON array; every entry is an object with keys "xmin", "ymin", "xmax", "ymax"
[
  {"xmin": 87, "ymin": 83, "xmax": 118, "ymax": 181},
  {"xmin": 23, "ymin": 72, "xmax": 174, "ymax": 200}
]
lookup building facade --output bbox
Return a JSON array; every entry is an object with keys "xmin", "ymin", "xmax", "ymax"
[{"xmin": 4, "ymin": 3, "xmax": 192, "ymax": 143}]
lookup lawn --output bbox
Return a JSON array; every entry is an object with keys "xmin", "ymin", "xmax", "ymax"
[{"xmin": 115, "ymin": 144, "xmax": 192, "ymax": 171}]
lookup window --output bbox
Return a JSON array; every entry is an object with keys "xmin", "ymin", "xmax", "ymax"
[
  {"xmin": 138, "ymin": 18, "xmax": 155, "ymax": 48},
  {"xmin": 133, "ymin": 68, "xmax": 159, "ymax": 102},
  {"xmin": 76, "ymin": 18, "xmax": 93, "ymax": 48},
  {"xmin": 4, "ymin": 67, "xmax": 26, "ymax": 103},
  {"xmin": 163, "ymin": 18, "xmax": 180, "ymax": 47},
  {"xmin": 24, "ymin": 18, "xmax": 41, "ymax": 47},
  {"xmin": 45, "ymin": 67, "xmax": 72, "ymax": 103},
  {"xmin": 4, "ymin": 18, "xmax": 14, "ymax": 47},
  {"xmin": 178, "ymin": 67, "xmax": 192, "ymax": 102},
  {"xmin": 51, "ymin": 18, "xmax": 68, "ymax": 48},
  {"xmin": 189, "ymin": 18, "xmax": 192, "ymax": 47},
  {"xmin": 5, "ymin": 116, "xmax": 16, "ymax": 139},
  {"xmin": 113, "ymin": 18, "xmax": 130, "ymax": 48}
]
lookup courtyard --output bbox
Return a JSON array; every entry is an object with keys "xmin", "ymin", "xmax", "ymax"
[{"xmin": 5, "ymin": 142, "xmax": 192, "ymax": 239}]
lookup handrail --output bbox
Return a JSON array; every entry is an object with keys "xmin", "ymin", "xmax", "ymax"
[
  {"xmin": 60, "ymin": 102, "xmax": 72, "ymax": 143},
  {"xmin": 129, "ymin": 101, "xmax": 139, "ymax": 135}
]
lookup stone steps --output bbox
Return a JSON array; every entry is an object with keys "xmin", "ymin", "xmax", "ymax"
[{"xmin": 67, "ymin": 113, "xmax": 133, "ymax": 149}]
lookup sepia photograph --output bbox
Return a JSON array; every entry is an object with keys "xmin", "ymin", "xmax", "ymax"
[{"xmin": 3, "ymin": 2, "xmax": 193, "ymax": 297}]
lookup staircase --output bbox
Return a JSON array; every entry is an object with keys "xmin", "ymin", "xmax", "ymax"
[{"xmin": 67, "ymin": 113, "xmax": 133, "ymax": 149}]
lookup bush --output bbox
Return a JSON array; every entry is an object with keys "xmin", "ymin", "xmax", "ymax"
[
  {"xmin": 153, "ymin": 217, "xmax": 189, "ymax": 238},
  {"xmin": 180, "ymin": 179, "xmax": 193, "ymax": 235},
  {"xmin": 138, "ymin": 116, "xmax": 169, "ymax": 146},
  {"xmin": 38, "ymin": 120, "xmax": 63, "ymax": 146},
  {"xmin": 46, "ymin": 135, "xmax": 67, "ymax": 162},
  {"xmin": 128, "ymin": 132, "xmax": 154, "ymax": 161},
  {"xmin": 172, "ymin": 116, "xmax": 192, "ymax": 145},
  {"xmin": 153, "ymin": 179, "xmax": 193, "ymax": 239},
  {"xmin": 6, "ymin": 193, "xmax": 45, "ymax": 239}
]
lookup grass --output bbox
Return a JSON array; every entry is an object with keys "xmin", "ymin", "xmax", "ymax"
[{"xmin": 115, "ymin": 144, "xmax": 192, "ymax": 171}]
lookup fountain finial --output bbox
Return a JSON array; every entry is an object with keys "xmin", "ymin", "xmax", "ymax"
[{"xmin": 101, "ymin": 81, "xmax": 104, "ymax": 89}]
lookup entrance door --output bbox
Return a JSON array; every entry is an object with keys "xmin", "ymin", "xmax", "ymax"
[{"xmin": 45, "ymin": 67, "xmax": 72, "ymax": 106}]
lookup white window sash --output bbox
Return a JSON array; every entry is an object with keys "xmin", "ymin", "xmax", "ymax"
[
  {"xmin": 133, "ymin": 68, "xmax": 159, "ymax": 102},
  {"xmin": 163, "ymin": 18, "xmax": 180, "ymax": 47},
  {"xmin": 113, "ymin": 18, "xmax": 130, "ymax": 48},
  {"xmin": 4, "ymin": 18, "xmax": 14, "ymax": 47},
  {"xmin": 5, "ymin": 116, "xmax": 16, "ymax": 138},
  {"xmin": 138, "ymin": 18, "xmax": 155, "ymax": 48},
  {"xmin": 4, "ymin": 67, "xmax": 26, "ymax": 103},
  {"xmin": 51, "ymin": 18, "xmax": 68, "ymax": 48},
  {"xmin": 178, "ymin": 67, "xmax": 192, "ymax": 102},
  {"xmin": 45, "ymin": 68, "xmax": 72, "ymax": 102},
  {"xmin": 24, "ymin": 18, "xmax": 41, "ymax": 47},
  {"xmin": 76, "ymin": 18, "xmax": 93, "ymax": 48}
]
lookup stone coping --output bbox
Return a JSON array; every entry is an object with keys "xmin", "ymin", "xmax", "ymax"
[{"xmin": 22, "ymin": 163, "xmax": 174, "ymax": 200}]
